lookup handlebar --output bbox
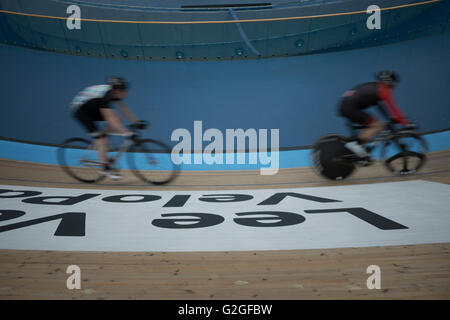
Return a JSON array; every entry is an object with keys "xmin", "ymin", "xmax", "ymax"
[
  {"xmin": 405, "ymin": 119, "xmax": 419, "ymax": 130},
  {"xmin": 97, "ymin": 120, "xmax": 148, "ymax": 139},
  {"xmin": 128, "ymin": 120, "xmax": 149, "ymax": 131},
  {"xmin": 387, "ymin": 119, "xmax": 418, "ymax": 132},
  {"xmin": 123, "ymin": 120, "xmax": 148, "ymax": 141}
]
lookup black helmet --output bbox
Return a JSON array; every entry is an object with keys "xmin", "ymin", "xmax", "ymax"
[
  {"xmin": 106, "ymin": 76, "xmax": 128, "ymax": 90},
  {"xmin": 375, "ymin": 70, "xmax": 400, "ymax": 85}
]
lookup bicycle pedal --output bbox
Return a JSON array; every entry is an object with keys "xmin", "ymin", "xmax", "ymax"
[
  {"xmin": 399, "ymin": 169, "xmax": 416, "ymax": 175},
  {"xmin": 101, "ymin": 169, "xmax": 122, "ymax": 180},
  {"xmin": 107, "ymin": 174, "xmax": 122, "ymax": 181},
  {"xmin": 356, "ymin": 158, "xmax": 373, "ymax": 167}
]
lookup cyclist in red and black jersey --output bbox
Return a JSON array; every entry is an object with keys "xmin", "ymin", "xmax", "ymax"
[{"xmin": 338, "ymin": 70, "xmax": 410, "ymax": 160}]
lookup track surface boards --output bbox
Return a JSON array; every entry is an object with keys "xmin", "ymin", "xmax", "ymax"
[{"xmin": 0, "ymin": 150, "xmax": 449, "ymax": 299}]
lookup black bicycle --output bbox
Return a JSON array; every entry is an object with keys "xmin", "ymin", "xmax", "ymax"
[
  {"xmin": 311, "ymin": 122, "xmax": 428, "ymax": 180},
  {"xmin": 58, "ymin": 123, "xmax": 179, "ymax": 185}
]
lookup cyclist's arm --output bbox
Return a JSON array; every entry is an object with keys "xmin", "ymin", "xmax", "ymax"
[
  {"xmin": 100, "ymin": 108, "xmax": 130, "ymax": 134},
  {"xmin": 377, "ymin": 85, "xmax": 409, "ymax": 125},
  {"xmin": 117, "ymin": 101, "xmax": 138, "ymax": 123}
]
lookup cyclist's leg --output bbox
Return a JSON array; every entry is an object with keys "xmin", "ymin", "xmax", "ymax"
[
  {"xmin": 359, "ymin": 118, "xmax": 384, "ymax": 143},
  {"xmin": 73, "ymin": 106, "xmax": 108, "ymax": 165},
  {"xmin": 91, "ymin": 131, "xmax": 122, "ymax": 179},
  {"xmin": 89, "ymin": 110, "xmax": 125, "ymax": 179},
  {"xmin": 94, "ymin": 134, "xmax": 121, "ymax": 180},
  {"xmin": 340, "ymin": 101, "xmax": 384, "ymax": 142},
  {"xmin": 93, "ymin": 133, "xmax": 108, "ymax": 165},
  {"xmin": 339, "ymin": 102, "xmax": 374, "ymax": 159},
  {"xmin": 73, "ymin": 105, "xmax": 121, "ymax": 180},
  {"xmin": 100, "ymin": 108, "xmax": 131, "ymax": 136}
]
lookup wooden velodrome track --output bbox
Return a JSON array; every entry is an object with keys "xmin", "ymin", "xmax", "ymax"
[{"xmin": 0, "ymin": 150, "xmax": 449, "ymax": 300}]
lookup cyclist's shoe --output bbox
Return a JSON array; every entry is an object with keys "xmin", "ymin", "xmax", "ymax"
[
  {"xmin": 344, "ymin": 141, "xmax": 370, "ymax": 158},
  {"xmin": 101, "ymin": 168, "xmax": 122, "ymax": 180},
  {"xmin": 344, "ymin": 141, "xmax": 373, "ymax": 166}
]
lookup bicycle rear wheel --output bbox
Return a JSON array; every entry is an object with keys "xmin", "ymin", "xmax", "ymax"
[
  {"xmin": 57, "ymin": 138, "xmax": 105, "ymax": 183},
  {"xmin": 127, "ymin": 139, "xmax": 179, "ymax": 185},
  {"xmin": 311, "ymin": 134, "xmax": 356, "ymax": 180},
  {"xmin": 380, "ymin": 132, "xmax": 428, "ymax": 175}
]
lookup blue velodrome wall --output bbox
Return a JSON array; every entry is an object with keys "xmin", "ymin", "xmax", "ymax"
[{"xmin": 0, "ymin": 30, "xmax": 449, "ymax": 149}]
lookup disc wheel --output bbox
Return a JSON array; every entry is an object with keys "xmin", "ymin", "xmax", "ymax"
[{"xmin": 311, "ymin": 134, "xmax": 356, "ymax": 180}]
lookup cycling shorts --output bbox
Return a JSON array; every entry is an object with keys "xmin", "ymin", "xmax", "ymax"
[
  {"xmin": 73, "ymin": 100, "xmax": 107, "ymax": 134},
  {"xmin": 339, "ymin": 99, "xmax": 377, "ymax": 126}
]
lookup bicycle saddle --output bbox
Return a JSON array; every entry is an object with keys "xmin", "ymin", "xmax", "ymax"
[{"xmin": 346, "ymin": 122, "xmax": 367, "ymax": 130}]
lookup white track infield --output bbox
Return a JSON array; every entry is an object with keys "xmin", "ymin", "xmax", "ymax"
[{"xmin": 0, "ymin": 180, "xmax": 449, "ymax": 252}]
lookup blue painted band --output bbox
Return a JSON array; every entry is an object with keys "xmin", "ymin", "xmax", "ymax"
[{"xmin": 0, "ymin": 130, "xmax": 448, "ymax": 171}]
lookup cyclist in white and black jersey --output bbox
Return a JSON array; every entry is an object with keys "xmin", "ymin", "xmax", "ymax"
[{"xmin": 71, "ymin": 76, "xmax": 144, "ymax": 179}]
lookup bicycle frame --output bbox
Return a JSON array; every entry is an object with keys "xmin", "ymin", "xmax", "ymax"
[
  {"xmin": 81, "ymin": 131, "xmax": 137, "ymax": 169},
  {"xmin": 59, "ymin": 122, "xmax": 179, "ymax": 185},
  {"xmin": 347, "ymin": 122, "xmax": 426, "ymax": 165},
  {"xmin": 312, "ymin": 122, "xmax": 427, "ymax": 180},
  {"xmin": 347, "ymin": 123, "xmax": 401, "ymax": 156}
]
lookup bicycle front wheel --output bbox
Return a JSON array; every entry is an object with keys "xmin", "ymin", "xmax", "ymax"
[
  {"xmin": 57, "ymin": 138, "xmax": 105, "ymax": 183},
  {"xmin": 127, "ymin": 139, "xmax": 179, "ymax": 185},
  {"xmin": 380, "ymin": 132, "xmax": 428, "ymax": 175}
]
